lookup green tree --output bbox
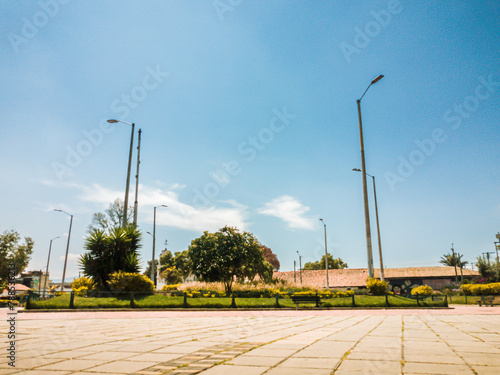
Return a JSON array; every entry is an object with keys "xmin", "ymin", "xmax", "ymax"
[
  {"xmin": 79, "ymin": 226, "xmax": 142, "ymax": 289},
  {"xmin": 303, "ymin": 254, "xmax": 348, "ymax": 270},
  {"xmin": 87, "ymin": 199, "xmax": 134, "ymax": 233},
  {"xmin": 143, "ymin": 259, "xmax": 159, "ymax": 279},
  {"xmin": 172, "ymin": 250, "xmax": 191, "ymax": 280},
  {"xmin": 440, "ymin": 252, "xmax": 467, "ymax": 268},
  {"xmin": 261, "ymin": 245, "xmax": 280, "ymax": 271},
  {"xmin": 187, "ymin": 226, "xmax": 267, "ymax": 293},
  {"xmin": 476, "ymin": 256, "xmax": 500, "ymax": 282},
  {"xmin": 160, "ymin": 267, "xmax": 182, "ymax": 284},
  {"xmin": 0, "ymin": 230, "xmax": 34, "ymax": 286}
]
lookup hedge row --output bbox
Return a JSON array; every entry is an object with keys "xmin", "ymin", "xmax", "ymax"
[{"xmin": 460, "ymin": 283, "xmax": 500, "ymax": 296}]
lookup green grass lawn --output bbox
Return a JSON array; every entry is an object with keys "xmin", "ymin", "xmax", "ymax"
[{"xmin": 28, "ymin": 293, "xmax": 448, "ymax": 310}]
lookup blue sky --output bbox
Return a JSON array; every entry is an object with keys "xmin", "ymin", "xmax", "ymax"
[{"xmin": 1, "ymin": 0, "xmax": 499, "ymax": 282}]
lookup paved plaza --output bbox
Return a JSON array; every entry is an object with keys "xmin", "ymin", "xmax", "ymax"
[{"xmin": 1, "ymin": 306, "xmax": 500, "ymax": 375}]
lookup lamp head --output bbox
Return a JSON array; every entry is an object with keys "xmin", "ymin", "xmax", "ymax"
[
  {"xmin": 107, "ymin": 119, "xmax": 118, "ymax": 123},
  {"xmin": 371, "ymin": 75, "xmax": 384, "ymax": 84},
  {"xmin": 352, "ymin": 168, "xmax": 361, "ymax": 172}
]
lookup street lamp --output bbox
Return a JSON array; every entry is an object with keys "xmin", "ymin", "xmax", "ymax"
[
  {"xmin": 296, "ymin": 251, "xmax": 303, "ymax": 284},
  {"xmin": 152, "ymin": 205, "xmax": 168, "ymax": 287},
  {"xmin": 54, "ymin": 209, "xmax": 73, "ymax": 291},
  {"xmin": 44, "ymin": 236, "xmax": 60, "ymax": 297},
  {"xmin": 319, "ymin": 219, "xmax": 329, "ymax": 288},
  {"xmin": 357, "ymin": 74, "xmax": 384, "ymax": 278},
  {"xmin": 107, "ymin": 119, "xmax": 135, "ymax": 227},
  {"xmin": 133, "ymin": 129, "xmax": 142, "ymax": 227},
  {"xmin": 352, "ymin": 168, "xmax": 385, "ymax": 281}
]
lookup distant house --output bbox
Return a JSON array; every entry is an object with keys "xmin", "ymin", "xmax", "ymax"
[
  {"xmin": 274, "ymin": 266, "xmax": 480, "ymax": 295},
  {"xmin": 1, "ymin": 283, "xmax": 31, "ymax": 297}
]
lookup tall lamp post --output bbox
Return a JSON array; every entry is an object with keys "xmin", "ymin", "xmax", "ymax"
[
  {"xmin": 133, "ymin": 129, "xmax": 142, "ymax": 227},
  {"xmin": 44, "ymin": 236, "xmax": 60, "ymax": 297},
  {"xmin": 357, "ymin": 74, "xmax": 384, "ymax": 278},
  {"xmin": 319, "ymin": 219, "xmax": 329, "ymax": 288},
  {"xmin": 352, "ymin": 168, "xmax": 385, "ymax": 281},
  {"xmin": 54, "ymin": 209, "xmax": 73, "ymax": 291},
  {"xmin": 107, "ymin": 119, "xmax": 135, "ymax": 227},
  {"xmin": 152, "ymin": 205, "xmax": 168, "ymax": 287},
  {"xmin": 296, "ymin": 251, "xmax": 303, "ymax": 284}
]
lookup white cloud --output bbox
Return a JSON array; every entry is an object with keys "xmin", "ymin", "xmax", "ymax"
[
  {"xmin": 59, "ymin": 253, "xmax": 81, "ymax": 263},
  {"xmin": 42, "ymin": 180, "xmax": 249, "ymax": 233},
  {"xmin": 258, "ymin": 195, "xmax": 315, "ymax": 230}
]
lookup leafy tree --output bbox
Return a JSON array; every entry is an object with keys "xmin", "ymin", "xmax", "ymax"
[
  {"xmin": 79, "ymin": 226, "xmax": 142, "ymax": 289},
  {"xmin": 303, "ymin": 254, "xmax": 348, "ymax": 270},
  {"xmin": 261, "ymin": 245, "xmax": 280, "ymax": 271},
  {"xmin": 160, "ymin": 267, "xmax": 182, "ymax": 284},
  {"xmin": 158, "ymin": 250, "xmax": 174, "ymax": 273},
  {"xmin": 87, "ymin": 199, "xmax": 134, "ymax": 232},
  {"xmin": 143, "ymin": 259, "xmax": 159, "ymax": 279},
  {"xmin": 476, "ymin": 256, "xmax": 500, "ymax": 282},
  {"xmin": 187, "ymin": 226, "xmax": 267, "ymax": 293},
  {"xmin": 0, "ymin": 230, "xmax": 34, "ymax": 286},
  {"xmin": 172, "ymin": 250, "xmax": 191, "ymax": 280},
  {"xmin": 440, "ymin": 252, "xmax": 468, "ymax": 268}
]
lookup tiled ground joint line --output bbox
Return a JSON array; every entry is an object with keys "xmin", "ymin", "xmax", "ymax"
[
  {"xmin": 331, "ymin": 315, "xmax": 388, "ymax": 373},
  {"xmin": 417, "ymin": 316, "xmax": 479, "ymax": 375}
]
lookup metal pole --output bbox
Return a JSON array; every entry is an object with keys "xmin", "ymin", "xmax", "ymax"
[
  {"xmin": 371, "ymin": 175, "xmax": 385, "ymax": 281},
  {"xmin": 123, "ymin": 123, "xmax": 135, "ymax": 227},
  {"xmin": 319, "ymin": 219, "xmax": 329, "ymax": 288},
  {"xmin": 451, "ymin": 244, "xmax": 458, "ymax": 283},
  {"xmin": 133, "ymin": 129, "xmax": 142, "ymax": 227},
  {"xmin": 59, "ymin": 213, "xmax": 73, "ymax": 292},
  {"xmin": 152, "ymin": 206, "xmax": 156, "ymax": 286},
  {"xmin": 44, "ymin": 237, "xmax": 59, "ymax": 297},
  {"xmin": 357, "ymin": 99, "xmax": 374, "ymax": 278},
  {"xmin": 494, "ymin": 241, "xmax": 499, "ymax": 265},
  {"xmin": 294, "ymin": 260, "xmax": 296, "ymax": 282},
  {"xmin": 297, "ymin": 251, "xmax": 302, "ymax": 284}
]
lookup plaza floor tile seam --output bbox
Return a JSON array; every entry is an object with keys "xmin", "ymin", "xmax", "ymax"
[
  {"xmin": 331, "ymin": 315, "xmax": 401, "ymax": 374},
  {"xmin": 132, "ymin": 341, "xmax": 264, "ymax": 375},
  {"xmin": 262, "ymin": 315, "xmax": 381, "ymax": 374},
  {"xmin": 417, "ymin": 316, "xmax": 479, "ymax": 374}
]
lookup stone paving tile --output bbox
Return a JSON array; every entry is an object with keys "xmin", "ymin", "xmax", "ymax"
[
  {"xmin": 35, "ymin": 359, "xmax": 106, "ymax": 371},
  {"xmin": 227, "ymin": 355, "xmax": 283, "ymax": 367},
  {"xmin": 266, "ymin": 367, "xmax": 332, "ymax": 375},
  {"xmin": 278, "ymin": 356, "xmax": 340, "ymax": 368},
  {"xmin": 336, "ymin": 359, "xmax": 401, "ymax": 373},
  {"xmin": 90, "ymin": 360, "xmax": 158, "ymax": 373},
  {"xmin": 199, "ymin": 364, "xmax": 269, "ymax": 374},
  {"xmin": 403, "ymin": 362, "xmax": 474, "ymax": 374},
  {"xmin": 404, "ymin": 354, "xmax": 464, "ymax": 364},
  {"xmin": 473, "ymin": 365, "xmax": 500, "ymax": 375},
  {"xmin": 9, "ymin": 371, "xmax": 71, "ymax": 375}
]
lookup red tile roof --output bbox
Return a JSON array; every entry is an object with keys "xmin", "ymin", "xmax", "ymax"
[{"xmin": 273, "ymin": 267, "xmax": 480, "ymax": 288}]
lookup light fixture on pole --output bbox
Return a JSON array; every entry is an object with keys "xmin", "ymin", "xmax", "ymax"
[
  {"xmin": 44, "ymin": 236, "xmax": 60, "ymax": 297},
  {"xmin": 107, "ymin": 119, "xmax": 135, "ymax": 227},
  {"xmin": 133, "ymin": 129, "xmax": 142, "ymax": 227},
  {"xmin": 296, "ymin": 251, "xmax": 303, "ymax": 284},
  {"xmin": 352, "ymin": 168, "xmax": 385, "ymax": 281},
  {"xmin": 356, "ymin": 74, "xmax": 384, "ymax": 278},
  {"xmin": 152, "ymin": 205, "xmax": 168, "ymax": 287},
  {"xmin": 54, "ymin": 209, "xmax": 73, "ymax": 291},
  {"xmin": 319, "ymin": 218, "xmax": 329, "ymax": 289}
]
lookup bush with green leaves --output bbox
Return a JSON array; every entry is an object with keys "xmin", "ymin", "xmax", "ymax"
[
  {"xmin": 71, "ymin": 277, "xmax": 95, "ymax": 296},
  {"xmin": 411, "ymin": 285, "xmax": 433, "ymax": 296},
  {"xmin": 108, "ymin": 271, "xmax": 154, "ymax": 294},
  {"xmin": 461, "ymin": 282, "xmax": 500, "ymax": 296},
  {"xmin": 366, "ymin": 277, "xmax": 389, "ymax": 295}
]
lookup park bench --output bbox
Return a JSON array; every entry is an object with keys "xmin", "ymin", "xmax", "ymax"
[
  {"xmin": 477, "ymin": 296, "xmax": 500, "ymax": 307},
  {"xmin": 291, "ymin": 294, "xmax": 323, "ymax": 309}
]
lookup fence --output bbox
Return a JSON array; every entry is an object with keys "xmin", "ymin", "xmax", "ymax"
[{"xmin": 24, "ymin": 290, "xmax": 450, "ymax": 310}]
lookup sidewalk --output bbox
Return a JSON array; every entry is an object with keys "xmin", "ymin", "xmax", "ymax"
[{"xmin": 1, "ymin": 306, "xmax": 499, "ymax": 374}]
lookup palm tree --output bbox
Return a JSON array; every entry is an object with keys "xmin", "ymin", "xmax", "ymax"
[{"xmin": 79, "ymin": 225, "xmax": 141, "ymax": 289}]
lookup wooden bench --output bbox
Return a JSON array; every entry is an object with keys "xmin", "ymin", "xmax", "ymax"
[
  {"xmin": 478, "ymin": 296, "xmax": 500, "ymax": 307},
  {"xmin": 291, "ymin": 294, "xmax": 323, "ymax": 309}
]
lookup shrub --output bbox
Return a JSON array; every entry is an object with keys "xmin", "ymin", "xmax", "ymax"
[
  {"xmin": 411, "ymin": 285, "xmax": 433, "ymax": 296},
  {"xmin": 71, "ymin": 277, "xmax": 95, "ymax": 296},
  {"xmin": 366, "ymin": 277, "xmax": 388, "ymax": 295},
  {"xmin": 161, "ymin": 284, "xmax": 181, "ymax": 292},
  {"xmin": 0, "ymin": 299, "xmax": 19, "ymax": 307},
  {"xmin": 461, "ymin": 282, "xmax": 500, "ymax": 296},
  {"xmin": 108, "ymin": 272, "xmax": 155, "ymax": 294}
]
